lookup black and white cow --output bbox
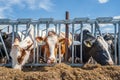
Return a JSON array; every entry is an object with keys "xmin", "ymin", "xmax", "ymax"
[
  {"xmin": 74, "ymin": 29, "xmax": 114, "ymax": 65},
  {"xmin": 103, "ymin": 33, "xmax": 119, "ymax": 64}
]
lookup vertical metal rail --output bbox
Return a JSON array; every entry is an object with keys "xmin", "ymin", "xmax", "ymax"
[
  {"xmin": 33, "ymin": 24, "xmax": 36, "ymax": 64},
  {"xmin": 90, "ymin": 23, "xmax": 94, "ymax": 35},
  {"xmin": 94, "ymin": 23, "xmax": 97, "ymax": 37},
  {"xmin": 72, "ymin": 23, "xmax": 74, "ymax": 64},
  {"xmin": 12, "ymin": 24, "xmax": 15, "ymax": 44},
  {"xmin": 0, "ymin": 32, "xmax": 10, "ymax": 61},
  {"xmin": 7, "ymin": 26, "xmax": 10, "ymax": 33},
  {"xmin": 58, "ymin": 24, "xmax": 61, "ymax": 36},
  {"xmin": 58, "ymin": 43, "xmax": 61, "ymax": 63},
  {"xmin": 46, "ymin": 23, "xmax": 49, "ymax": 36},
  {"xmin": 95, "ymin": 21, "xmax": 102, "ymax": 36},
  {"xmin": 16, "ymin": 24, "xmax": 18, "ymax": 33},
  {"xmin": 65, "ymin": 11, "xmax": 69, "ymax": 62},
  {"xmin": 55, "ymin": 24, "xmax": 57, "ymax": 34},
  {"xmin": 26, "ymin": 23, "xmax": 30, "ymax": 37},
  {"xmin": 36, "ymin": 23, "xmax": 39, "ymax": 63},
  {"xmin": 80, "ymin": 22, "xmax": 83, "ymax": 63},
  {"xmin": 114, "ymin": 23, "xmax": 117, "ymax": 65},
  {"xmin": 118, "ymin": 22, "xmax": 120, "ymax": 65}
]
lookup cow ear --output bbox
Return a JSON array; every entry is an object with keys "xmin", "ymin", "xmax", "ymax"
[
  {"xmin": 13, "ymin": 38, "xmax": 20, "ymax": 46},
  {"xmin": 84, "ymin": 40, "xmax": 93, "ymax": 48},
  {"xmin": 35, "ymin": 37, "xmax": 44, "ymax": 43},
  {"xmin": 59, "ymin": 38, "xmax": 65, "ymax": 43}
]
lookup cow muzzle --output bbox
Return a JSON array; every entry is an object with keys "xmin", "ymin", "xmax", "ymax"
[
  {"xmin": 106, "ymin": 60, "xmax": 114, "ymax": 65},
  {"xmin": 47, "ymin": 58, "xmax": 56, "ymax": 64}
]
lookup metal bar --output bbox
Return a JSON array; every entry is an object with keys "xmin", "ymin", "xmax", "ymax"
[
  {"xmin": 118, "ymin": 22, "xmax": 120, "ymax": 65},
  {"xmin": 16, "ymin": 24, "xmax": 18, "ymax": 33},
  {"xmin": 46, "ymin": 23, "xmax": 49, "ymax": 36},
  {"xmin": 80, "ymin": 22, "xmax": 83, "ymax": 63},
  {"xmin": 54, "ymin": 24, "xmax": 57, "ymax": 33},
  {"xmin": 36, "ymin": 24, "xmax": 39, "ymax": 63},
  {"xmin": 33, "ymin": 24, "xmax": 36, "ymax": 63},
  {"xmin": 72, "ymin": 23, "xmax": 74, "ymax": 64},
  {"xmin": 90, "ymin": 23, "xmax": 94, "ymax": 35},
  {"xmin": 58, "ymin": 24, "xmax": 61, "ymax": 36},
  {"xmin": 12, "ymin": 24, "xmax": 15, "ymax": 44},
  {"xmin": 95, "ymin": 21, "xmax": 102, "ymax": 36},
  {"xmin": 58, "ymin": 43, "xmax": 61, "ymax": 63},
  {"xmin": 114, "ymin": 23, "xmax": 117, "ymax": 64},
  {"xmin": 7, "ymin": 26, "xmax": 10, "ymax": 33},
  {"xmin": 0, "ymin": 32, "xmax": 9, "ymax": 60},
  {"xmin": 65, "ymin": 11, "xmax": 69, "ymax": 62}
]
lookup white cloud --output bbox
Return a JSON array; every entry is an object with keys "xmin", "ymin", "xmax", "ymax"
[
  {"xmin": 0, "ymin": 0, "xmax": 54, "ymax": 18},
  {"xmin": 113, "ymin": 16, "xmax": 120, "ymax": 19},
  {"xmin": 98, "ymin": 0, "xmax": 109, "ymax": 4},
  {"xmin": 39, "ymin": 0, "xmax": 54, "ymax": 11}
]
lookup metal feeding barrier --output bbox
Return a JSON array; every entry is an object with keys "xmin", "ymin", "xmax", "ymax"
[{"xmin": 0, "ymin": 12, "xmax": 120, "ymax": 67}]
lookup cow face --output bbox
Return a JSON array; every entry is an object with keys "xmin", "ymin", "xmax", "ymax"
[
  {"xmin": 36, "ymin": 31, "xmax": 58, "ymax": 64},
  {"xmin": 103, "ymin": 33, "xmax": 115, "ymax": 55},
  {"xmin": 10, "ymin": 38, "xmax": 33, "ymax": 70},
  {"xmin": 84, "ymin": 36, "xmax": 114, "ymax": 65}
]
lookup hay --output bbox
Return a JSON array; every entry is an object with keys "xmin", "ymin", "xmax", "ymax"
[{"xmin": 0, "ymin": 63, "xmax": 120, "ymax": 80}]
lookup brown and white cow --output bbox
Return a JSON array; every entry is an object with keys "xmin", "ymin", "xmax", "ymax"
[
  {"xmin": 10, "ymin": 26, "xmax": 35, "ymax": 70},
  {"xmin": 36, "ymin": 31, "xmax": 72, "ymax": 64}
]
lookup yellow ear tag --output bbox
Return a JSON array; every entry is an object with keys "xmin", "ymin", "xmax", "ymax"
[{"xmin": 86, "ymin": 42, "xmax": 91, "ymax": 47}]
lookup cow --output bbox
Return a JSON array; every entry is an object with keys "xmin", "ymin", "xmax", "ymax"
[
  {"xmin": 36, "ymin": 31, "xmax": 72, "ymax": 64},
  {"xmin": 0, "ymin": 31, "xmax": 24, "ymax": 63},
  {"xmin": 74, "ymin": 29, "xmax": 114, "ymax": 65},
  {"xmin": 10, "ymin": 26, "xmax": 35, "ymax": 70},
  {"xmin": 103, "ymin": 33, "xmax": 119, "ymax": 64}
]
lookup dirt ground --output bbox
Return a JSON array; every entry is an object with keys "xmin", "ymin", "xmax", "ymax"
[{"xmin": 0, "ymin": 63, "xmax": 120, "ymax": 80}]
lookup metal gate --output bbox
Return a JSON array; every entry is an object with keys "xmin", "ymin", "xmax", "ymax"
[{"xmin": 0, "ymin": 15, "xmax": 120, "ymax": 67}]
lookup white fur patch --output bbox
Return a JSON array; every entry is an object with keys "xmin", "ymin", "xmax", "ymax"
[
  {"xmin": 47, "ymin": 35, "xmax": 58, "ymax": 61},
  {"xmin": 97, "ymin": 36, "xmax": 113, "ymax": 63}
]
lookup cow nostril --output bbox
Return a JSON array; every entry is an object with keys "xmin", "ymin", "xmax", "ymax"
[{"xmin": 47, "ymin": 58, "xmax": 55, "ymax": 64}]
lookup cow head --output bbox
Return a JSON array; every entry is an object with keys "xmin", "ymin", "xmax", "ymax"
[
  {"xmin": 10, "ymin": 38, "xmax": 33, "ymax": 70},
  {"xmin": 36, "ymin": 31, "xmax": 73, "ymax": 64},
  {"xmin": 84, "ymin": 36, "xmax": 114, "ymax": 65},
  {"xmin": 36, "ymin": 31, "xmax": 58, "ymax": 64},
  {"xmin": 103, "ymin": 33, "xmax": 115, "ymax": 55}
]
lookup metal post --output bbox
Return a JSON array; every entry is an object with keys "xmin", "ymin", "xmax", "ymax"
[
  {"xmin": 94, "ymin": 23, "xmax": 97, "ymax": 37},
  {"xmin": 33, "ymin": 24, "xmax": 36, "ymax": 63},
  {"xmin": 95, "ymin": 21, "xmax": 102, "ymax": 36},
  {"xmin": 114, "ymin": 23, "xmax": 117, "ymax": 64},
  {"xmin": 72, "ymin": 23, "xmax": 74, "ymax": 64},
  {"xmin": 80, "ymin": 22, "xmax": 83, "ymax": 63},
  {"xmin": 36, "ymin": 24, "xmax": 39, "ymax": 63},
  {"xmin": 65, "ymin": 11, "xmax": 69, "ymax": 62},
  {"xmin": 26, "ymin": 23, "xmax": 30, "ymax": 37},
  {"xmin": 16, "ymin": 24, "xmax": 18, "ymax": 33},
  {"xmin": 54, "ymin": 24, "xmax": 57, "ymax": 33},
  {"xmin": 46, "ymin": 23, "xmax": 49, "ymax": 36},
  {"xmin": 90, "ymin": 24, "xmax": 94, "ymax": 35},
  {"xmin": 118, "ymin": 22, "xmax": 120, "ymax": 65},
  {"xmin": 58, "ymin": 43, "xmax": 61, "ymax": 63},
  {"xmin": 58, "ymin": 24, "xmax": 61, "ymax": 36},
  {"xmin": 7, "ymin": 26, "xmax": 10, "ymax": 33},
  {"xmin": 12, "ymin": 24, "xmax": 15, "ymax": 44},
  {"xmin": 0, "ymin": 32, "xmax": 10, "ymax": 61}
]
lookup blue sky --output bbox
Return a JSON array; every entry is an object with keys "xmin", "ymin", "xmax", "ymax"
[{"xmin": 0, "ymin": 0, "xmax": 120, "ymax": 33}]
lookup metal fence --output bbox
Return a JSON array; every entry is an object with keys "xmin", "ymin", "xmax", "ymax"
[{"xmin": 0, "ymin": 16, "xmax": 120, "ymax": 67}]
